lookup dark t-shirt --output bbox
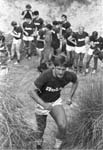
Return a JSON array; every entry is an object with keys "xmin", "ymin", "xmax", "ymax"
[
  {"xmin": 13, "ymin": 26, "xmax": 22, "ymax": 39},
  {"xmin": 34, "ymin": 69, "xmax": 77, "ymax": 103},
  {"xmin": 62, "ymin": 21, "xmax": 71, "ymax": 36},
  {"xmin": 51, "ymin": 29, "xmax": 60, "ymax": 50},
  {"xmin": 75, "ymin": 32, "xmax": 88, "ymax": 47},
  {"xmin": 23, "ymin": 21, "xmax": 35, "ymax": 36},
  {"xmin": 90, "ymin": 36, "xmax": 103, "ymax": 50},
  {"xmin": 64, "ymin": 32, "xmax": 76, "ymax": 47},
  {"xmin": 32, "ymin": 18, "xmax": 44, "ymax": 30}
]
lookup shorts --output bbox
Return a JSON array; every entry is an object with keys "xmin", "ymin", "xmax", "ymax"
[
  {"xmin": 12, "ymin": 38, "xmax": 21, "ymax": 44},
  {"xmin": 75, "ymin": 46, "xmax": 86, "ymax": 54},
  {"xmin": 36, "ymin": 40, "xmax": 44, "ymax": 52},
  {"xmin": 66, "ymin": 45, "xmax": 75, "ymax": 52},
  {"xmin": 87, "ymin": 48, "xmax": 94, "ymax": 56},
  {"xmin": 23, "ymin": 35, "xmax": 34, "ymax": 41},
  {"xmin": 35, "ymin": 98, "xmax": 62, "ymax": 115}
]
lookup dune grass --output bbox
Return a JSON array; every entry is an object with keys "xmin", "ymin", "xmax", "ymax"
[{"xmin": 62, "ymin": 77, "xmax": 103, "ymax": 150}]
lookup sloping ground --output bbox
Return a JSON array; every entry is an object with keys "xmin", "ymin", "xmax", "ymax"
[{"xmin": 0, "ymin": 56, "xmax": 103, "ymax": 149}]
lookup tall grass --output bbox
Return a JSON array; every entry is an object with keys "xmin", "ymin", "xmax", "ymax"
[
  {"xmin": 63, "ymin": 77, "xmax": 103, "ymax": 150},
  {"xmin": 0, "ymin": 88, "xmax": 37, "ymax": 150}
]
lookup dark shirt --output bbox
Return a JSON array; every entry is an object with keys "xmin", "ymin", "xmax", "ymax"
[
  {"xmin": 64, "ymin": 32, "xmax": 76, "ymax": 47},
  {"xmin": 75, "ymin": 32, "xmax": 88, "ymax": 47},
  {"xmin": 23, "ymin": 21, "xmax": 35, "ymax": 36},
  {"xmin": 34, "ymin": 69, "xmax": 77, "ymax": 103},
  {"xmin": 62, "ymin": 21, "xmax": 71, "ymax": 36},
  {"xmin": 90, "ymin": 36, "xmax": 103, "ymax": 50},
  {"xmin": 32, "ymin": 18, "xmax": 44, "ymax": 30},
  {"xmin": 13, "ymin": 26, "xmax": 22, "ymax": 39},
  {"xmin": 51, "ymin": 28, "xmax": 60, "ymax": 50}
]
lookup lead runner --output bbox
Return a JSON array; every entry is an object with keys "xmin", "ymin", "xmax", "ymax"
[{"xmin": 28, "ymin": 54, "xmax": 78, "ymax": 149}]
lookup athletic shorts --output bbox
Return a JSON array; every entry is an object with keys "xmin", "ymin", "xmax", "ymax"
[
  {"xmin": 75, "ymin": 45, "xmax": 86, "ymax": 54},
  {"xmin": 12, "ymin": 38, "xmax": 21, "ymax": 45},
  {"xmin": 35, "ymin": 98, "xmax": 62, "ymax": 115},
  {"xmin": 87, "ymin": 48, "xmax": 94, "ymax": 56},
  {"xmin": 66, "ymin": 45, "xmax": 75, "ymax": 52},
  {"xmin": 23, "ymin": 35, "xmax": 34, "ymax": 41}
]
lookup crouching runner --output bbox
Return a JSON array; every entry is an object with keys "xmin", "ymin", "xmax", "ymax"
[{"xmin": 28, "ymin": 54, "xmax": 78, "ymax": 149}]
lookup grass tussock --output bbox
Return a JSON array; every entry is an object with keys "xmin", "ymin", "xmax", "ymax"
[
  {"xmin": 63, "ymin": 78, "xmax": 103, "ymax": 150},
  {"xmin": 0, "ymin": 89, "xmax": 37, "ymax": 150}
]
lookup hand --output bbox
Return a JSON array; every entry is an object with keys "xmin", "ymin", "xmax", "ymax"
[
  {"xmin": 66, "ymin": 98, "xmax": 72, "ymax": 105},
  {"xmin": 43, "ymin": 103, "xmax": 52, "ymax": 111}
]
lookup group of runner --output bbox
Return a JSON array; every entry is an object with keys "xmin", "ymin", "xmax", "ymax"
[
  {"xmin": 0, "ymin": 3, "xmax": 103, "ymax": 149},
  {"xmin": 0, "ymin": 3, "xmax": 103, "ymax": 74}
]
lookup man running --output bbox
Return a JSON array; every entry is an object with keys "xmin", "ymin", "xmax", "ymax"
[
  {"xmin": 74, "ymin": 26, "xmax": 89, "ymax": 73},
  {"xmin": 28, "ymin": 54, "xmax": 78, "ymax": 149}
]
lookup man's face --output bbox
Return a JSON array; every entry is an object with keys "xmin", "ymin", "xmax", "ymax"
[
  {"xmin": 61, "ymin": 16, "xmax": 66, "ymax": 22},
  {"xmin": 78, "ymin": 27, "xmax": 84, "ymax": 34},
  {"xmin": 55, "ymin": 66, "xmax": 66, "ymax": 78}
]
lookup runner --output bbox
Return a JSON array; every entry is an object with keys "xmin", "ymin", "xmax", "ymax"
[
  {"xmin": 64, "ymin": 28, "xmax": 77, "ymax": 69},
  {"xmin": 21, "ymin": 4, "xmax": 32, "ymax": 20},
  {"xmin": 32, "ymin": 10, "xmax": 44, "ymax": 31},
  {"xmin": 28, "ymin": 54, "xmax": 78, "ymax": 149},
  {"xmin": 85, "ymin": 31, "xmax": 103, "ymax": 74},
  {"xmin": 61, "ymin": 14, "xmax": 71, "ymax": 36},
  {"xmin": 74, "ymin": 26, "xmax": 89, "ymax": 73},
  {"xmin": 22, "ymin": 17, "xmax": 36, "ymax": 59},
  {"xmin": 11, "ymin": 21, "xmax": 22, "ymax": 64}
]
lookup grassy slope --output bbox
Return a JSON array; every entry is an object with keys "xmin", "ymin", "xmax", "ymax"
[{"xmin": 0, "ymin": 55, "xmax": 103, "ymax": 149}]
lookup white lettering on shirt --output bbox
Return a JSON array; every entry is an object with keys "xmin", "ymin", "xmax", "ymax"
[{"xmin": 45, "ymin": 86, "xmax": 62, "ymax": 92}]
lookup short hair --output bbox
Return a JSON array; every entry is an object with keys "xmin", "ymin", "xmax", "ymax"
[
  {"xmin": 52, "ymin": 21, "xmax": 58, "ymax": 26},
  {"xmin": 61, "ymin": 14, "xmax": 67, "ymax": 19},
  {"xmin": 92, "ymin": 31, "xmax": 98, "ymax": 38},
  {"xmin": 32, "ymin": 10, "xmax": 39, "ymax": 16},
  {"xmin": 11, "ymin": 21, "xmax": 17, "ymax": 26},
  {"xmin": 45, "ymin": 24, "xmax": 52, "ymax": 30},
  {"xmin": 26, "ymin": 4, "xmax": 32, "ymax": 9},
  {"xmin": 51, "ymin": 54, "xmax": 67, "ymax": 67}
]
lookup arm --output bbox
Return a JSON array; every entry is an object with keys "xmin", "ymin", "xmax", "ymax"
[
  {"xmin": 28, "ymin": 85, "xmax": 52, "ymax": 110},
  {"xmin": 11, "ymin": 32, "xmax": 21, "ymax": 38},
  {"xmin": 69, "ymin": 79, "xmax": 78, "ymax": 100},
  {"xmin": 67, "ymin": 79, "xmax": 78, "ymax": 105}
]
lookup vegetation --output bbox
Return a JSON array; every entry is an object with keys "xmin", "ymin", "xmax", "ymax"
[{"xmin": 63, "ymin": 77, "xmax": 103, "ymax": 150}]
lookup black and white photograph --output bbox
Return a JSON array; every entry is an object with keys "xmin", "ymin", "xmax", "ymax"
[{"xmin": 0, "ymin": 0, "xmax": 103, "ymax": 149}]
